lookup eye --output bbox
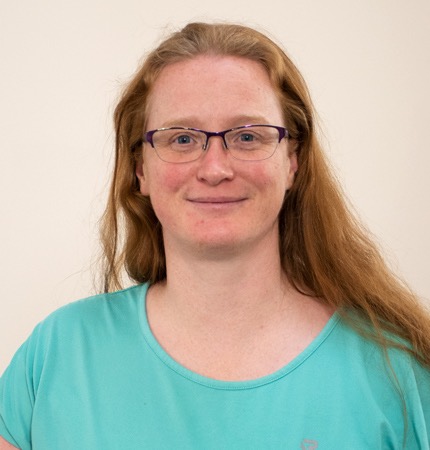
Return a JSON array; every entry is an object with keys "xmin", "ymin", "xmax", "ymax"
[
  {"xmin": 239, "ymin": 133, "xmax": 256, "ymax": 142},
  {"xmin": 166, "ymin": 131, "xmax": 199, "ymax": 147},
  {"xmin": 165, "ymin": 130, "xmax": 202, "ymax": 152},
  {"xmin": 229, "ymin": 129, "xmax": 262, "ymax": 146},
  {"xmin": 176, "ymin": 134, "xmax": 193, "ymax": 145}
]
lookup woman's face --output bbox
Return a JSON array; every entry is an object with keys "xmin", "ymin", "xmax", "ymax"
[{"xmin": 136, "ymin": 55, "xmax": 297, "ymax": 257}]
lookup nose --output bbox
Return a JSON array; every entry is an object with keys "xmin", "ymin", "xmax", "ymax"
[
  {"xmin": 196, "ymin": 136, "xmax": 234, "ymax": 185},
  {"xmin": 202, "ymin": 132, "xmax": 228, "ymax": 151}
]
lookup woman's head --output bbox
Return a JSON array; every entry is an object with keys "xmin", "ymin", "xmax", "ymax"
[
  {"xmin": 104, "ymin": 22, "xmax": 319, "ymax": 289},
  {"xmin": 135, "ymin": 54, "xmax": 299, "ymax": 264}
]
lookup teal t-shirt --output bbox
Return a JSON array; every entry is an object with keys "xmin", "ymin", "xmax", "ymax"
[{"xmin": 1, "ymin": 283, "xmax": 429, "ymax": 449}]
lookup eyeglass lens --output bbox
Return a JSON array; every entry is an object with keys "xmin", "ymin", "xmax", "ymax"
[{"xmin": 151, "ymin": 126, "xmax": 283, "ymax": 163}]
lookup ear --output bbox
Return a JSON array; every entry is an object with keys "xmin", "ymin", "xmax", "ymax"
[
  {"xmin": 135, "ymin": 152, "xmax": 150, "ymax": 196},
  {"xmin": 285, "ymin": 140, "xmax": 299, "ymax": 189}
]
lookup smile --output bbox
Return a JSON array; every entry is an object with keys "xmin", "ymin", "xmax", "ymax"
[
  {"xmin": 188, "ymin": 196, "xmax": 246, "ymax": 202},
  {"xmin": 187, "ymin": 197, "xmax": 247, "ymax": 208}
]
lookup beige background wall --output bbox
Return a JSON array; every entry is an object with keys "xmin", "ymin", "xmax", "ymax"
[{"xmin": 1, "ymin": 0, "xmax": 429, "ymax": 372}]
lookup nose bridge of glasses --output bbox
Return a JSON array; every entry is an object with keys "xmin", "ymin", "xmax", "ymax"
[{"xmin": 202, "ymin": 130, "xmax": 228, "ymax": 151}]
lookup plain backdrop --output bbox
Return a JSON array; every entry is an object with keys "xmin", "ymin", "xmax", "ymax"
[{"xmin": 1, "ymin": 0, "xmax": 429, "ymax": 372}]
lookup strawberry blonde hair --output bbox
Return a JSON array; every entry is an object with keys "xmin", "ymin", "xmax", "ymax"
[{"xmin": 100, "ymin": 22, "xmax": 430, "ymax": 370}]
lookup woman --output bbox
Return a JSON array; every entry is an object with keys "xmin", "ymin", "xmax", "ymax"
[{"xmin": 1, "ymin": 22, "xmax": 429, "ymax": 449}]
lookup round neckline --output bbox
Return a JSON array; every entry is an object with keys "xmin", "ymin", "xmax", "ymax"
[{"xmin": 137, "ymin": 283, "xmax": 340, "ymax": 390}]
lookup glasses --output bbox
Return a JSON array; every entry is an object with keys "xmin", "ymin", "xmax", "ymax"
[{"xmin": 142, "ymin": 125, "xmax": 289, "ymax": 163}]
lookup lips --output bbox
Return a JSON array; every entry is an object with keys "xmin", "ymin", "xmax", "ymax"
[{"xmin": 188, "ymin": 196, "xmax": 247, "ymax": 204}]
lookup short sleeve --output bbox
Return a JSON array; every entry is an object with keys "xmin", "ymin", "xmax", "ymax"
[
  {"xmin": 408, "ymin": 358, "xmax": 430, "ymax": 448},
  {"xmin": 0, "ymin": 325, "xmax": 42, "ymax": 450}
]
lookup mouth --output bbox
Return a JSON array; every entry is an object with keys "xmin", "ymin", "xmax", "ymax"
[
  {"xmin": 187, "ymin": 197, "xmax": 247, "ymax": 208},
  {"xmin": 188, "ymin": 196, "xmax": 246, "ymax": 204}
]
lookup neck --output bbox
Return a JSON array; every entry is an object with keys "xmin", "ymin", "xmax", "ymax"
[
  {"xmin": 145, "ymin": 234, "xmax": 333, "ymax": 381},
  {"xmin": 148, "ymin": 233, "xmax": 298, "ymax": 334}
]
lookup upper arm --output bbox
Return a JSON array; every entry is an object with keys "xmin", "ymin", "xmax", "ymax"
[
  {"xmin": 0, "ymin": 334, "xmax": 37, "ymax": 449},
  {"xmin": 0, "ymin": 436, "xmax": 19, "ymax": 450}
]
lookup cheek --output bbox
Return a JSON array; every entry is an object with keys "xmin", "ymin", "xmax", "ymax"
[
  {"xmin": 250, "ymin": 160, "xmax": 290, "ymax": 195},
  {"xmin": 144, "ymin": 165, "xmax": 191, "ymax": 215},
  {"xmin": 158, "ymin": 166, "xmax": 191, "ymax": 193}
]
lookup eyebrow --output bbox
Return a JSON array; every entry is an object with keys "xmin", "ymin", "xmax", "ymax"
[{"xmin": 159, "ymin": 115, "xmax": 272, "ymax": 130}]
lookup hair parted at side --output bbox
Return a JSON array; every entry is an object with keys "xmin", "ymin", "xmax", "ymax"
[{"xmin": 100, "ymin": 22, "xmax": 430, "ymax": 369}]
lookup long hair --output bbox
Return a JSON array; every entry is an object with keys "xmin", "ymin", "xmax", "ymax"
[{"xmin": 100, "ymin": 22, "xmax": 430, "ymax": 369}]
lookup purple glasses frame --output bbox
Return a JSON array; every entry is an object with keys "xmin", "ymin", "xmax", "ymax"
[{"xmin": 143, "ymin": 124, "xmax": 289, "ymax": 150}]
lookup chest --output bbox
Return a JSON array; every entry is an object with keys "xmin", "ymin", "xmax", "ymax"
[{"xmin": 31, "ymin": 345, "xmax": 408, "ymax": 450}]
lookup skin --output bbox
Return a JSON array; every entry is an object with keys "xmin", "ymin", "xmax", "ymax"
[
  {"xmin": 136, "ymin": 55, "xmax": 333, "ymax": 381},
  {"xmin": 138, "ymin": 55, "xmax": 297, "ymax": 259},
  {"xmin": 0, "ymin": 437, "xmax": 17, "ymax": 449}
]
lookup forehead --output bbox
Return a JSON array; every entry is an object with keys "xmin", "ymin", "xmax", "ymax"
[{"xmin": 146, "ymin": 55, "xmax": 284, "ymax": 129}]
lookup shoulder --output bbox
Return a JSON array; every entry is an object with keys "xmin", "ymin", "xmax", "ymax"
[
  {"xmin": 320, "ymin": 314, "xmax": 430, "ymax": 398},
  {"xmin": 1, "ymin": 283, "xmax": 149, "ymax": 388},
  {"xmin": 307, "ymin": 315, "xmax": 430, "ymax": 447},
  {"xmin": 332, "ymin": 315, "xmax": 430, "ymax": 411},
  {"xmin": 332, "ymin": 314, "xmax": 428, "ymax": 372},
  {"xmin": 17, "ymin": 284, "xmax": 149, "ymax": 366},
  {"xmin": 0, "ymin": 284, "xmax": 149, "ymax": 448},
  {"xmin": 38, "ymin": 283, "xmax": 148, "ymax": 332}
]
